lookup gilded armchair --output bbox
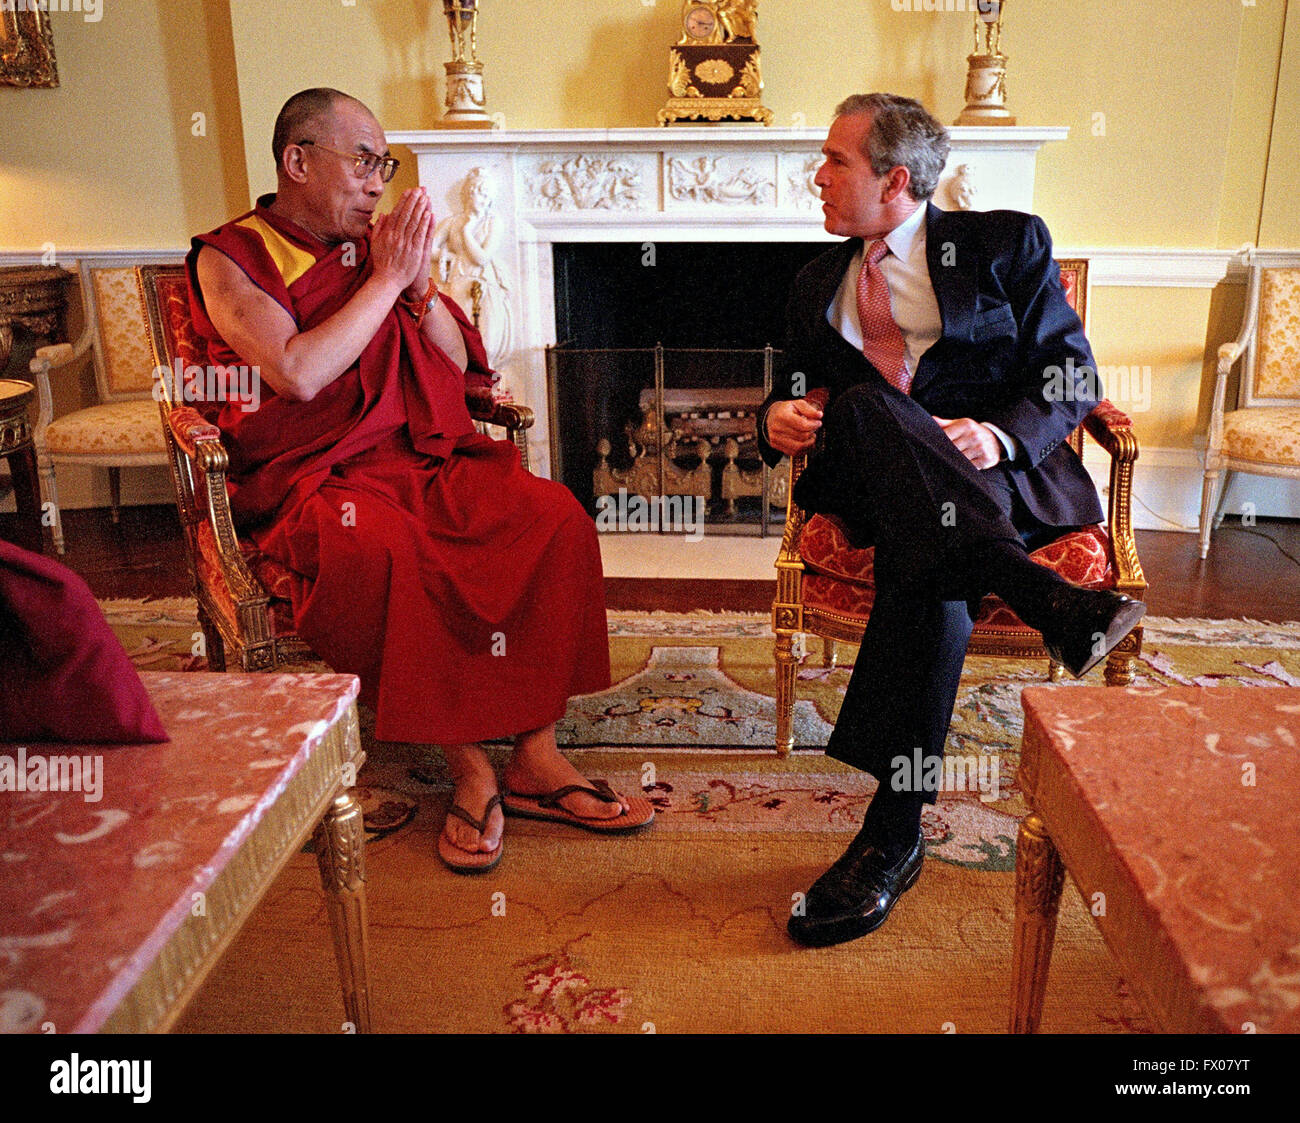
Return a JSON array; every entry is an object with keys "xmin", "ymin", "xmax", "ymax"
[
  {"xmin": 136, "ymin": 263, "xmax": 535, "ymax": 673},
  {"xmin": 771, "ymin": 260, "xmax": 1147, "ymax": 756},
  {"xmin": 1199, "ymin": 260, "xmax": 1300, "ymax": 558}
]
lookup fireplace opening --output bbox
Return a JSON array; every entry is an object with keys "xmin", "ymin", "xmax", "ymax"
[{"xmin": 548, "ymin": 241, "xmax": 828, "ymax": 535}]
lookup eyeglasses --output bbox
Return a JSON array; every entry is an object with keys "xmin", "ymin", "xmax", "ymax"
[{"xmin": 297, "ymin": 140, "xmax": 400, "ymax": 183}]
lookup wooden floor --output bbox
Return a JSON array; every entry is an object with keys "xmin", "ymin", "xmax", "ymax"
[{"xmin": 9, "ymin": 504, "xmax": 1299, "ymax": 621}]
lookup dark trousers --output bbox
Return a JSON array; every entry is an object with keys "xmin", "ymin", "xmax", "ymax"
[{"xmin": 793, "ymin": 381, "xmax": 1066, "ymax": 800}]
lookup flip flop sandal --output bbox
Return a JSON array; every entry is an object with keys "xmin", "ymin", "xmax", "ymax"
[
  {"xmin": 502, "ymin": 779, "xmax": 655, "ymax": 834},
  {"xmin": 437, "ymin": 793, "xmax": 504, "ymax": 874}
]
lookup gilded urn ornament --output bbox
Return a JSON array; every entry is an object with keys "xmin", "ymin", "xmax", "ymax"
[
  {"xmin": 955, "ymin": 0, "xmax": 1016, "ymax": 125},
  {"xmin": 659, "ymin": 2, "xmax": 772, "ymax": 126},
  {"xmin": 438, "ymin": 0, "xmax": 494, "ymax": 129}
]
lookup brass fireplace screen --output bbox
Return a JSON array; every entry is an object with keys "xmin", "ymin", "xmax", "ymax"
[{"xmin": 546, "ymin": 343, "xmax": 788, "ymax": 537}]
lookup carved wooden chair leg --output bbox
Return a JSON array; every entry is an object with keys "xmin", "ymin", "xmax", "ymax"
[
  {"xmin": 313, "ymin": 788, "xmax": 372, "ymax": 1034},
  {"xmin": 1047, "ymin": 660, "xmax": 1065, "ymax": 682},
  {"xmin": 822, "ymin": 638, "xmax": 837, "ymax": 670},
  {"xmin": 1104, "ymin": 635, "xmax": 1139, "ymax": 687},
  {"xmin": 1212, "ymin": 469, "xmax": 1234, "ymax": 531},
  {"xmin": 774, "ymin": 630, "xmax": 798, "ymax": 758},
  {"xmin": 197, "ymin": 605, "xmax": 226, "ymax": 672},
  {"xmin": 1010, "ymin": 812, "xmax": 1066, "ymax": 1033},
  {"xmin": 109, "ymin": 466, "xmax": 122, "ymax": 523},
  {"xmin": 1198, "ymin": 469, "xmax": 1220, "ymax": 559},
  {"xmin": 38, "ymin": 461, "xmax": 66, "ymax": 554}
]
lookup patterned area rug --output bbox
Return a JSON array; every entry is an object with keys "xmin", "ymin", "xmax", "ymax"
[
  {"xmin": 103, "ymin": 601, "xmax": 1299, "ymax": 1033},
  {"xmin": 105, "ymin": 601, "xmax": 1300, "ymax": 873}
]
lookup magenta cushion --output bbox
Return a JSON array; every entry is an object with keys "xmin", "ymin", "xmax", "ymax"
[{"xmin": 0, "ymin": 541, "xmax": 168, "ymax": 744}]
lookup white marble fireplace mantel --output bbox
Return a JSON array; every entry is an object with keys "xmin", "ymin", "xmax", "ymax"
[{"xmin": 388, "ymin": 125, "xmax": 1067, "ymax": 477}]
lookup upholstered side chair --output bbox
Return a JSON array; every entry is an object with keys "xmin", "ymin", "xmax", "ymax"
[
  {"xmin": 30, "ymin": 261, "xmax": 172, "ymax": 553},
  {"xmin": 1199, "ymin": 259, "xmax": 1300, "ymax": 558},
  {"xmin": 771, "ymin": 259, "xmax": 1147, "ymax": 756},
  {"xmin": 137, "ymin": 263, "xmax": 535, "ymax": 673}
]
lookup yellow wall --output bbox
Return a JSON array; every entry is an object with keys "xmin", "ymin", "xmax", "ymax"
[
  {"xmin": 3, "ymin": 2, "xmax": 1292, "ymax": 249},
  {"xmin": 3, "ymin": 1, "xmax": 1292, "ymax": 250},
  {"xmin": 1259, "ymin": 0, "xmax": 1300, "ymax": 247},
  {"xmin": 0, "ymin": 0, "xmax": 246, "ymax": 249},
  {"xmin": 1090, "ymin": 285, "xmax": 1246, "ymax": 448},
  {"xmin": 212, "ymin": 0, "xmax": 1299, "ymax": 462},
  {"xmin": 1, "ymin": 0, "xmax": 1296, "ymax": 466}
]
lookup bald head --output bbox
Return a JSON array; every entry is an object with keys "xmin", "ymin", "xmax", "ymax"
[{"xmin": 272, "ymin": 88, "xmax": 372, "ymax": 170}]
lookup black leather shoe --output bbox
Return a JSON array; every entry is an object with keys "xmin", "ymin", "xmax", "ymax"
[
  {"xmin": 787, "ymin": 831, "xmax": 924, "ymax": 948},
  {"xmin": 1040, "ymin": 586, "xmax": 1146, "ymax": 678}
]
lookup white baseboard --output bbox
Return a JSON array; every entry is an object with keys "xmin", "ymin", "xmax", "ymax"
[
  {"xmin": 1083, "ymin": 444, "xmax": 1300, "ymax": 532},
  {"xmin": 9, "ymin": 450, "xmax": 1295, "ymax": 543},
  {"xmin": 0, "ymin": 465, "xmax": 173, "ymax": 516}
]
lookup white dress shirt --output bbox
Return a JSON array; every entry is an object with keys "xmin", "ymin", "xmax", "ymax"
[
  {"xmin": 827, "ymin": 203, "xmax": 1017, "ymax": 461},
  {"xmin": 829, "ymin": 201, "xmax": 940, "ymax": 373}
]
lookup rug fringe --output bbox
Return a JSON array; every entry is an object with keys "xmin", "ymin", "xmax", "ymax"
[
  {"xmin": 97, "ymin": 598, "xmax": 1300, "ymax": 638},
  {"xmin": 1147, "ymin": 615, "xmax": 1300, "ymax": 629},
  {"xmin": 97, "ymin": 597, "xmax": 201, "ymax": 615},
  {"xmin": 607, "ymin": 608, "xmax": 770, "ymax": 621}
]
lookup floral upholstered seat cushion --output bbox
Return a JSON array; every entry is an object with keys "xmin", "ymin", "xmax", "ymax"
[
  {"xmin": 1221, "ymin": 407, "xmax": 1300, "ymax": 467},
  {"xmin": 798, "ymin": 513, "xmax": 1113, "ymax": 626},
  {"xmin": 45, "ymin": 400, "xmax": 166, "ymax": 455}
]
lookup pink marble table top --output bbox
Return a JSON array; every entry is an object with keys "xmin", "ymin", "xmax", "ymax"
[
  {"xmin": 1020, "ymin": 685, "xmax": 1300, "ymax": 1033},
  {"xmin": 0, "ymin": 671, "xmax": 359, "ymax": 1034}
]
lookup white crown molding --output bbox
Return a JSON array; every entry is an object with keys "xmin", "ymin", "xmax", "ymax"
[
  {"xmin": 388, "ymin": 125, "xmax": 1074, "ymax": 151},
  {"xmin": 1062, "ymin": 248, "xmax": 1237, "ymax": 288}
]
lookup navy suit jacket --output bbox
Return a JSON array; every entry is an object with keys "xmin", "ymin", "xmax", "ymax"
[{"xmin": 757, "ymin": 203, "xmax": 1104, "ymax": 530}]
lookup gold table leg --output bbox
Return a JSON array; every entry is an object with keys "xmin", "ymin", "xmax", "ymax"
[
  {"xmin": 1010, "ymin": 811, "xmax": 1065, "ymax": 1033},
  {"xmin": 773, "ymin": 629, "xmax": 797, "ymax": 757},
  {"xmin": 314, "ymin": 789, "xmax": 372, "ymax": 1033}
]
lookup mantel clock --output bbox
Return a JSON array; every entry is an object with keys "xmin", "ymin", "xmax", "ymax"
[{"xmin": 658, "ymin": 1, "xmax": 772, "ymax": 126}]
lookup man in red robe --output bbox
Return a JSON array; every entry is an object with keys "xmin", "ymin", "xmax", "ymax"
[{"xmin": 187, "ymin": 88, "xmax": 652, "ymax": 872}]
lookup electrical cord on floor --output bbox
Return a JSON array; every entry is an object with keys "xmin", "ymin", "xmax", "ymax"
[
  {"xmin": 1130, "ymin": 491, "xmax": 1199, "ymax": 532},
  {"xmin": 1216, "ymin": 523, "xmax": 1300, "ymax": 569},
  {"xmin": 1128, "ymin": 492, "xmax": 1300, "ymax": 570}
]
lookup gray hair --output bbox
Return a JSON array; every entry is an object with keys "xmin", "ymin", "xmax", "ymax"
[{"xmin": 834, "ymin": 93, "xmax": 950, "ymax": 202}]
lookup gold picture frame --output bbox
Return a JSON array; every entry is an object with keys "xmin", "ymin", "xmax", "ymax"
[{"xmin": 1, "ymin": 4, "xmax": 59, "ymax": 88}]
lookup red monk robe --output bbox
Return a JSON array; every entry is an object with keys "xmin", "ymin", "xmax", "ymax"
[{"xmin": 185, "ymin": 197, "xmax": 610, "ymax": 743}]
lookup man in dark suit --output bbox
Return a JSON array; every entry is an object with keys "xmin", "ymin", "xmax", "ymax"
[{"xmin": 757, "ymin": 93, "xmax": 1144, "ymax": 948}]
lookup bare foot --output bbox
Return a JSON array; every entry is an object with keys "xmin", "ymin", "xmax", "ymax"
[
  {"xmin": 440, "ymin": 744, "xmax": 504, "ymax": 855},
  {"xmin": 504, "ymin": 724, "xmax": 629, "ymax": 821}
]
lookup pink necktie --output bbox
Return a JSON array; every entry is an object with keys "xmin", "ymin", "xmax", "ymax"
[{"xmin": 856, "ymin": 239, "xmax": 911, "ymax": 394}]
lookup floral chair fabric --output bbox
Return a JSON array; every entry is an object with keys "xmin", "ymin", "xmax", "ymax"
[
  {"xmin": 797, "ymin": 514, "xmax": 1114, "ymax": 627},
  {"xmin": 1199, "ymin": 263, "xmax": 1300, "ymax": 557}
]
